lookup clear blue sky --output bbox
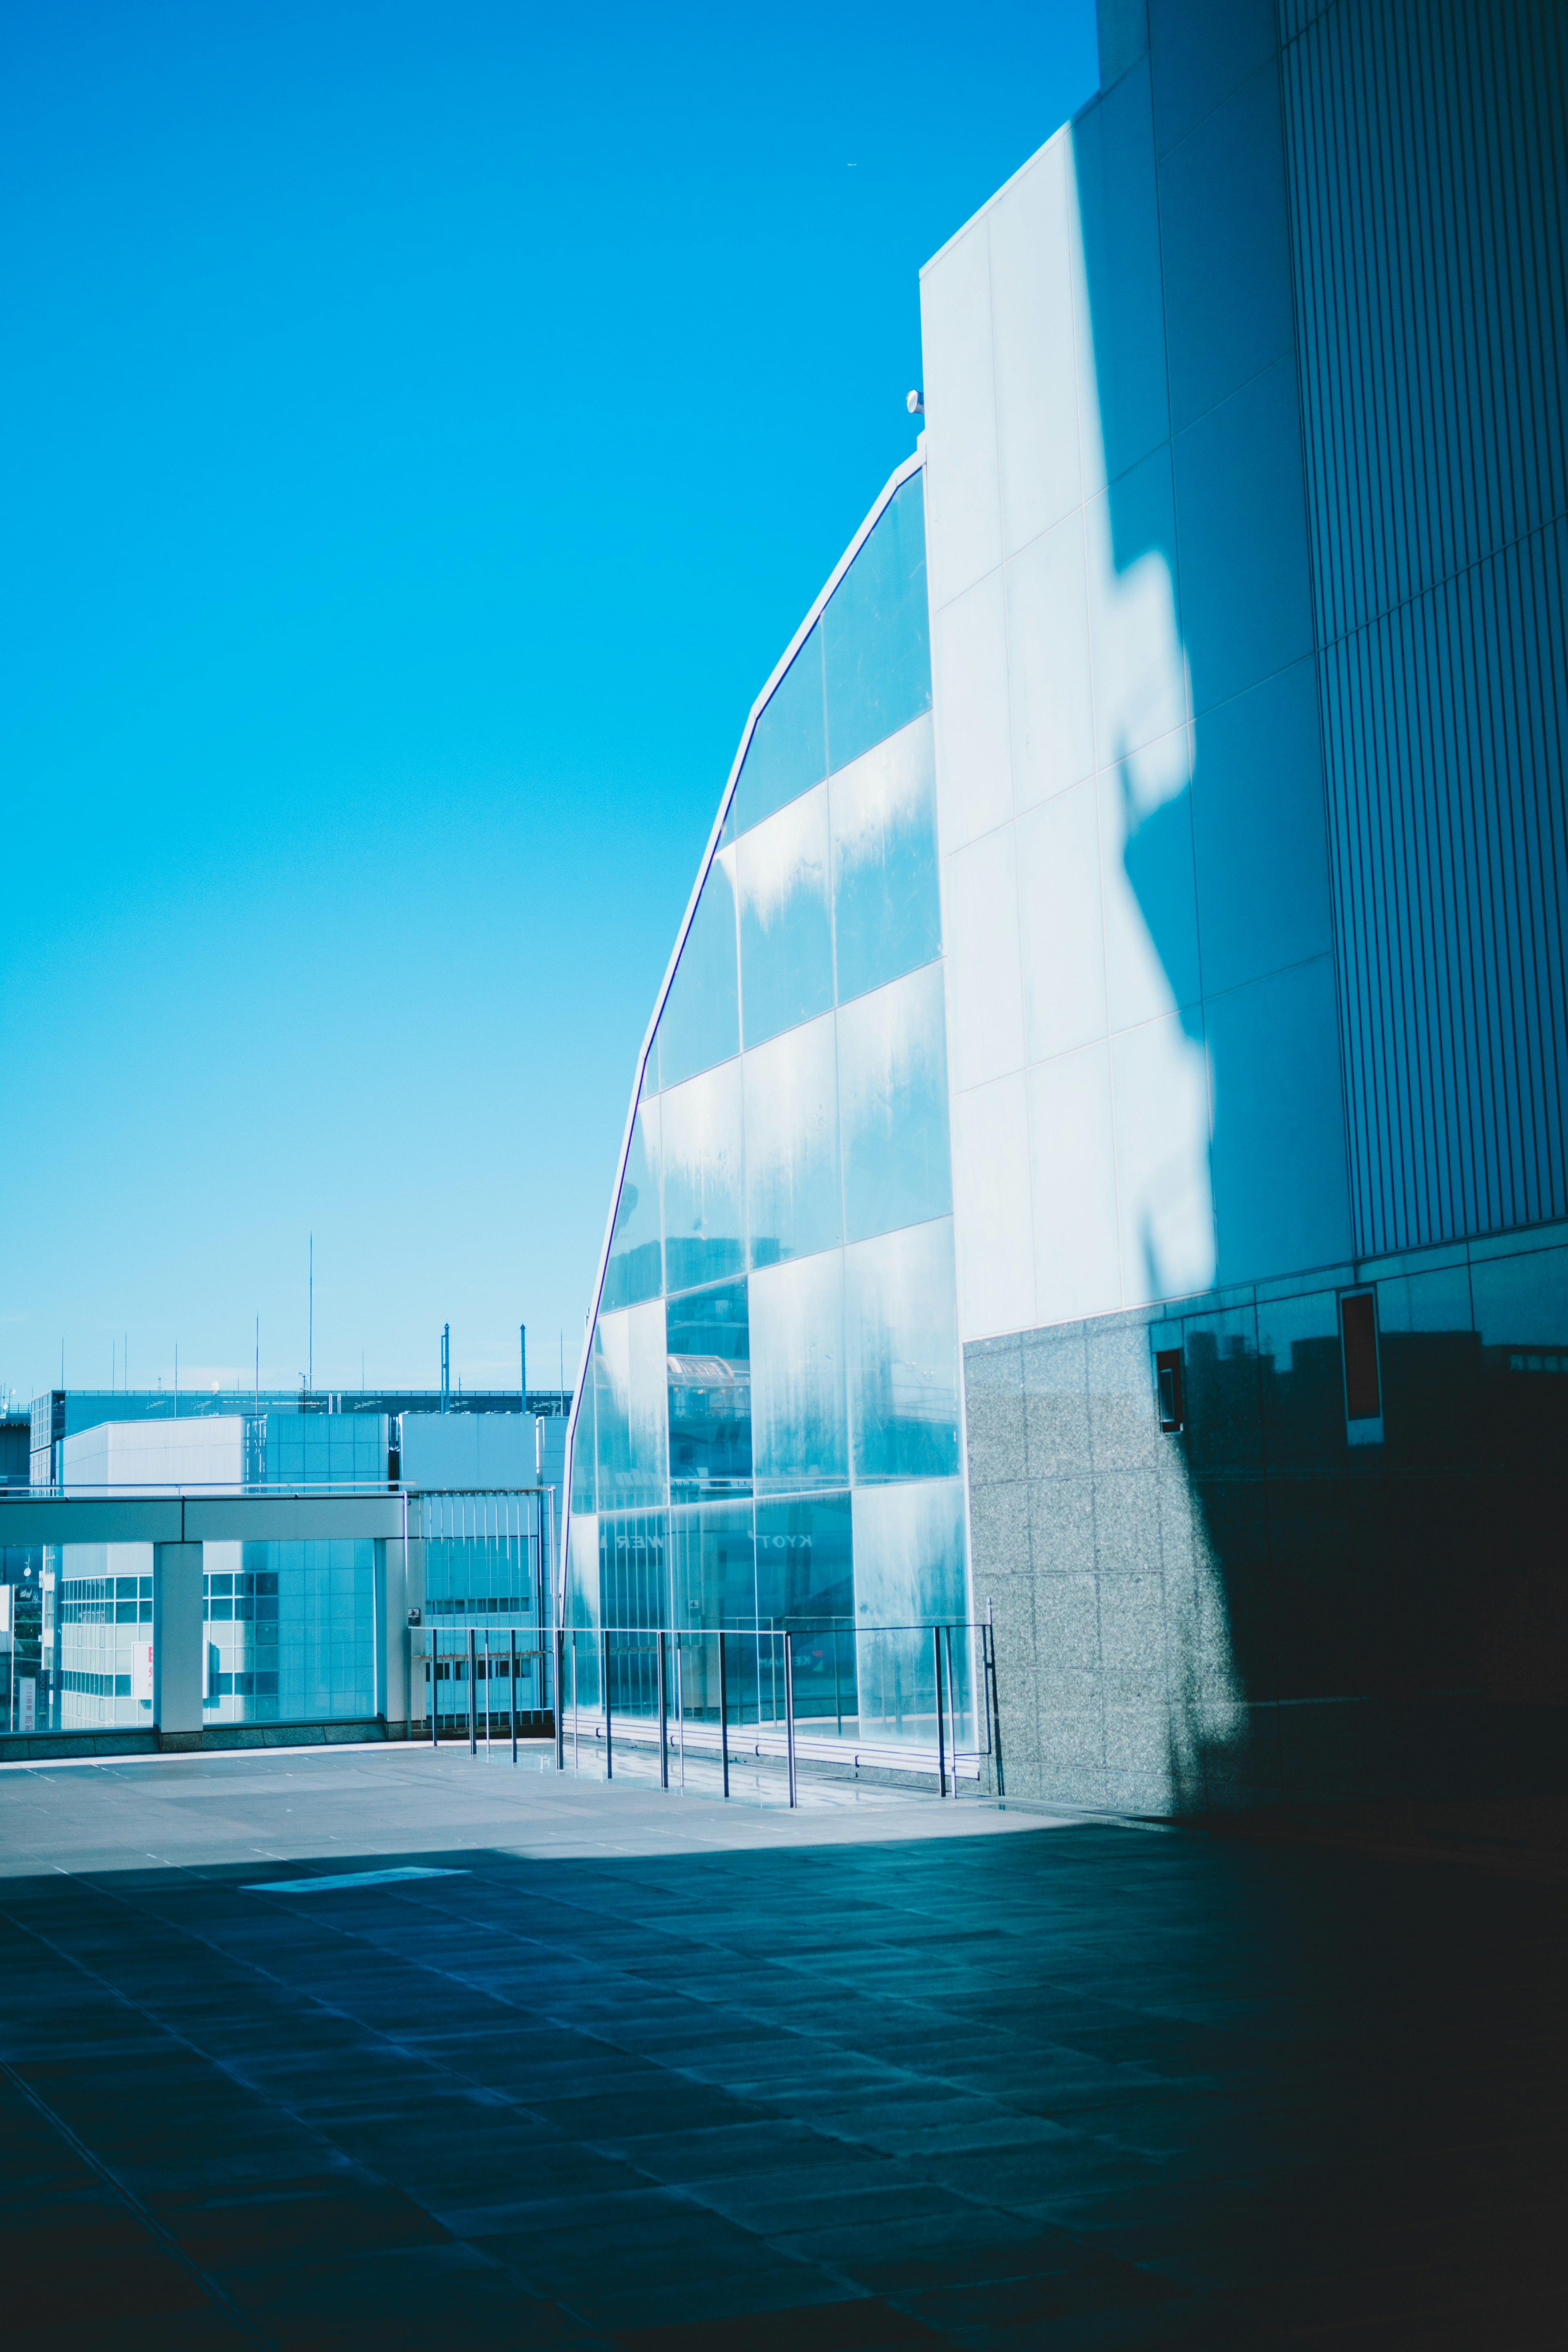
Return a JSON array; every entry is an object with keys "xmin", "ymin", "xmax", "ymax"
[{"xmin": 0, "ymin": 0, "xmax": 1098, "ymax": 1407}]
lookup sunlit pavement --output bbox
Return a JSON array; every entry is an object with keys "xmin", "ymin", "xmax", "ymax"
[{"xmin": 0, "ymin": 1746, "xmax": 1561, "ymax": 2347}]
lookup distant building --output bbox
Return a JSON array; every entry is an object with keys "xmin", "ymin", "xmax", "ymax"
[{"xmin": 32, "ymin": 1387, "xmax": 567, "ymax": 1735}]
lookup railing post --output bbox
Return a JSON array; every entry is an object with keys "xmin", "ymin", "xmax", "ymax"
[
  {"xmin": 555, "ymin": 1630, "xmax": 565, "ymax": 1771},
  {"xmin": 601, "ymin": 1628, "xmax": 612, "ymax": 1778},
  {"xmin": 944, "ymin": 1622, "xmax": 959, "ymax": 1797},
  {"xmin": 718, "ymin": 1628, "xmax": 729, "ymax": 1800},
  {"xmin": 658, "ymin": 1629, "xmax": 668, "ymax": 1789},
  {"xmin": 430, "ymin": 1632, "xmax": 439, "ymax": 1748},
  {"xmin": 468, "ymin": 1625, "xmax": 477, "ymax": 1755},
  {"xmin": 934, "ymin": 1624, "xmax": 947, "ymax": 1798},
  {"xmin": 986, "ymin": 1598, "xmax": 1004, "ymax": 1799},
  {"xmin": 510, "ymin": 1626, "xmax": 518, "ymax": 1765},
  {"xmin": 783, "ymin": 1630, "xmax": 796, "ymax": 1809}
]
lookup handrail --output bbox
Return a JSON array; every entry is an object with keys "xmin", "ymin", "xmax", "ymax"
[
  {"xmin": 412, "ymin": 1617, "xmax": 998, "ymax": 1810},
  {"xmin": 4, "ymin": 1481, "xmax": 547, "ymax": 1500}
]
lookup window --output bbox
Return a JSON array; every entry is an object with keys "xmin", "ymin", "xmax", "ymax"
[
  {"xmin": 1155, "ymin": 1348, "xmax": 1184, "ymax": 1433},
  {"xmin": 1340, "ymin": 1290, "xmax": 1383, "ymax": 1442}
]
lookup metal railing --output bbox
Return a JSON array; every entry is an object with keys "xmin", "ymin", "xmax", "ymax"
[{"xmin": 409, "ymin": 1620, "xmax": 999, "ymax": 1807}]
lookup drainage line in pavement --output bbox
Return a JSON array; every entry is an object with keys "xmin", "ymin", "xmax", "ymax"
[{"xmin": 0, "ymin": 2056, "xmax": 273, "ymax": 2350}]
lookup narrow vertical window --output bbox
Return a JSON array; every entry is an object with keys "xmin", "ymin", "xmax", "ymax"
[
  {"xmin": 1155, "ymin": 1348, "xmax": 1184, "ymax": 1433},
  {"xmin": 1340, "ymin": 1290, "xmax": 1383, "ymax": 1440}
]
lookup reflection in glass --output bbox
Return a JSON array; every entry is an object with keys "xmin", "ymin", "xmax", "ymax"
[
  {"xmin": 755, "ymin": 1491, "xmax": 853, "ymax": 1622},
  {"xmin": 566, "ymin": 1513, "xmax": 600, "ymax": 1626},
  {"xmin": 750, "ymin": 1250, "xmax": 848, "ymax": 1493},
  {"xmin": 656, "ymin": 846, "xmax": 738, "ymax": 1091},
  {"xmin": 831, "ymin": 714, "xmax": 941, "ymax": 1005},
  {"xmin": 838, "ymin": 960, "xmax": 953, "ymax": 1244},
  {"xmin": 850, "ymin": 1478, "xmax": 967, "ymax": 1621},
  {"xmin": 738, "ymin": 783, "xmax": 833, "ymax": 1048},
  {"xmin": 667, "ymin": 1278, "xmax": 751, "ymax": 1500},
  {"xmin": 661, "ymin": 1060, "xmax": 744, "ymax": 1293},
  {"xmin": 570, "ymin": 1353, "xmax": 596, "ymax": 1514},
  {"xmin": 592, "ymin": 1301, "xmax": 668, "ymax": 1511},
  {"xmin": 598, "ymin": 1508, "xmax": 668, "ymax": 1630},
  {"xmin": 733, "ymin": 623, "xmax": 826, "ymax": 835},
  {"xmin": 744, "ymin": 1013, "xmax": 840, "ymax": 1267},
  {"xmin": 849, "ymin": 1478, "xmax": 968, "ymax": 1748},
  {"xmin": 844, "ymin": 1219, "xmax": 961, "ymax": 1481},
  {"xmin": 823, "ymin": 472, "xmax": 931, "ymax": 775},
  {"xmin": 602, "ymin": 1096, "xmax": 662, "ymax": 1311},
  {"xmin": 670, "ymin": 1501, "xmax": 756, "ymax": 1628}
]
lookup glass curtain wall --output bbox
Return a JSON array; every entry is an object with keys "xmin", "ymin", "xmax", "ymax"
[{"xmin": 566, "ymin": 465, "xmax": 969, "ymax": 1747}]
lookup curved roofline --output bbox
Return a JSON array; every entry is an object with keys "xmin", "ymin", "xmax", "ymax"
[{"xmin": 559, "ymin": 447, "xmax": 925, "ymax": 1607}]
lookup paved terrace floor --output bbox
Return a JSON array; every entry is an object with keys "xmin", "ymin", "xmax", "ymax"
[{"xmin": 0, "ymin": 1745, "xmax": 1561, "ymax": 2349}]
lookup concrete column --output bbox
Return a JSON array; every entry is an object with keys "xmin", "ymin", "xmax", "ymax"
[
  {"xmin": 153, "ymin": 1542, "xmax": 204, "ymax": 1738},
  {"xmin": 374, "ymin": 1538, "xmax": 410, "ymax": 1728},
  {"xmin": 406, "ymin": 1535, "xmax": 426, "ymax": 1725}
]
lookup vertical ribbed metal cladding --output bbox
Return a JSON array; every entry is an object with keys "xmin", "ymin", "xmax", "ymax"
[{"xmin": 1280, "ymin": 0, "xmax": 1568, "ymax": 1255}]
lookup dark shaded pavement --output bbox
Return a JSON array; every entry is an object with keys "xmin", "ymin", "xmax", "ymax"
[{"xmin": 0, "ymin": 1747, "xmax": 1561, "ymax": 2346}]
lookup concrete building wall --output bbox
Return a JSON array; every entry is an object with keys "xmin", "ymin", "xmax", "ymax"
[{"xmin": 921, "ymin": 0, "xmax": 1568, "ymax": 1811}]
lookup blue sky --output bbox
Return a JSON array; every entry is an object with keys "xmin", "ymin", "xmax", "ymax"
[{"xmin": 0, "ymin": 0, "xmax": 1097, "ymax": 1406}]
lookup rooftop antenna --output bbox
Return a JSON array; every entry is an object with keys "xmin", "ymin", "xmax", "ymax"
[
  {"xmin": 441, "ymin": 1323, "xmax": 450, "ymax": 1415},
  {"xmin": 255, "ymin": 1316, "xmax": 260, "ymax": 1414},
  {"xmin": 308, "ymin": 1234, "xmax": 314, "ymax": 1396},
  {"xmin": 520, "ymin": 1323, "xmax": 527, "ymax": 1412}
]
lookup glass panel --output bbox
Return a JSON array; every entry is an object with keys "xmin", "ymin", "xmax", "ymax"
[
  {"xmin": 661, "ymin": 1059, "xmax": 744, "ymax": 1294},
  {"xmin": 271, "ymin": 1537, "xmax": 377, "ymax": 1722},
  {"xmin": 569, "ymin": 1359, "xmax": 596, "ymax": 1514},
  {"xmin": 837, "ymin": 960, "xmax": 953, "ymax": 1244},
  {"xmin": 850, "ymin": 1478, "xmax": 967, "ymax": 1623},
  {"xmin": 849, "ymin": 1478, "xmax": 967, "ymax": 1748},
  {"xmin": 599, "ymin": 1508, "xmax": 668, "ymax": 1631},
  {"xmin": 749, "ymin": 1250, "xmax": 849, "ymax": 1494},
  {"xmin": 844, "ymin": 1218, "xmax": 961, "ymax": 1481},
  {"xmin": 592, "ymin": 1302, "xmax": 667, "ymax": 1511},
  {"xmin": 755, "ymin": 1491, "xmax": 853, "ymax": 1625},
  {"xmin": 831, "ymin": 713, "xmax": 941, "ymax": 1004},
  {"xmin": 823, "ymin": 473, "xmax": 931, "ymax": 774},
  {"xmin": 733, "ymin": 623, "xmax": 826, "ymax": 835},
  {"xmin": 670, "ymin": 1501, "xmax": 756, "ymax": 1628},
  {"xmin": 667, "ymin": 1278, "xmax": 751, "ymax": 1501},
  {"xmin": 737, "ymin": 782, "xmax": 833, "ymax": 1049},
  {"xmin": 743, "ymin": 1012, "xmax": 840, "ymax": 1267},
  {"xmin": 656, "ymin": 846, "xmax": 738, "ymax": 1090},
  {"xmin": 602, "ymin": 1096, "xmax": 663, "ymax": 1311},
  {"xmin": 566, "ymin": 1512, "xmax": 600, "ymax": 1627}
]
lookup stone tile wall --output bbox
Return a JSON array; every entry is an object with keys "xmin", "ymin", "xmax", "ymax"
[{"xmin": 966, "ymin": 1221, "xmax": 1568, "ymax": 1815}]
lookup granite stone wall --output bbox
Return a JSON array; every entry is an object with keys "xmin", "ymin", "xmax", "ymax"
[{"xmin": 965, "ymin": 1221, "xmax": 1568, "ymax": 1816}]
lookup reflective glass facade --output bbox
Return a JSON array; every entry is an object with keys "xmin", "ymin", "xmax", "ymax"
[{"xmin": 567, "ymin": 466, "xmax": 968, "ymax": 1726}]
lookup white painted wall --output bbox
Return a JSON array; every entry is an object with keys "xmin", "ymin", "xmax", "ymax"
[
  {"xmin": 62, "ymin": 1416, "xmax": 245, "ymax": 1486},
  {"xmin": 399, "ymin": 1412, "xmax": 537, "ymax": 1490},
  {"xmin": 920, "ymin": 52, "xmax": 1349, "ymax": 1344}
]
